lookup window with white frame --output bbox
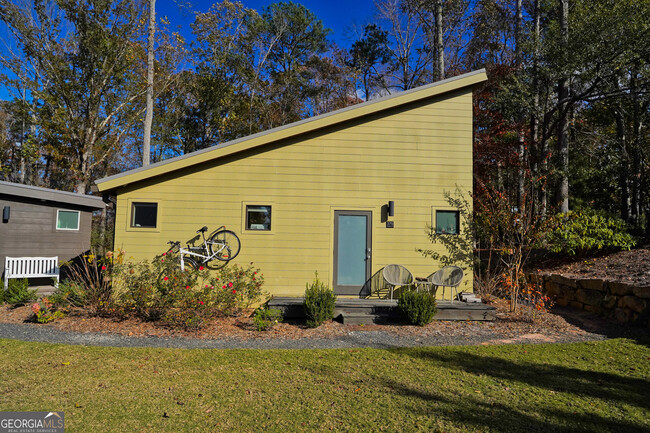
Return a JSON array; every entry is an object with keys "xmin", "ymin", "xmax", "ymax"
[{"xmin": 56, "ymin": 210, "xmax": 80, "ymax": 231}]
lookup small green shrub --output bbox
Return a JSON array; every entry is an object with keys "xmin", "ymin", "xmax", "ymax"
[
  {"xmin": 304, "ymin": 273, "xmax": 336, "ymax": 328},
  {"xmin": 253, "ymin": 307, "xmax": 283, "ymax": 331},
  {"xmin": 544, "ymin": 208, "xmax": 637, "ymax": 256},
  {"xmin": 4, "ymin": 278, "xmax": 38, "ymax": 305},
  {"xmin": 398, "ymin": 288, "xmax": 438, "ymax": 326},
  {"xmin": 50, "ymin": 280, "xmax": 87, "ymax": 308}
]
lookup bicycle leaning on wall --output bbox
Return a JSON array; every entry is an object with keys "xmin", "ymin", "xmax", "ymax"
[{"xmin": 166, "ymin": 226, "xmax": 241, "ymax": 270}]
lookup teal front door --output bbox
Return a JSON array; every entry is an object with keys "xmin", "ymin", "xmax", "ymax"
[{"xmin": 333, "ymin": 211, "xmax": 372, "ymax": 295}]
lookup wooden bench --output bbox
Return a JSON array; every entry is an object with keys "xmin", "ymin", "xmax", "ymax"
[{"xmin": 3, "ymin": 257, "xmax": 60, "ymax": 291}]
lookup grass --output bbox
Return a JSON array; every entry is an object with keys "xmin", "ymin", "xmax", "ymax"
[{"xmin": 0, "ymin": 338, "xmax": 648, "ymax": 432}]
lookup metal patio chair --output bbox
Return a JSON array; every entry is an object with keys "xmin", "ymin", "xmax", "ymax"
[
  {"xmin": 382, "ymin": 264, "xmax": 414, "ymax": 300},
  {"xmin": 428, "ymin": 266, "xmax": 464, "ymax": 303}
]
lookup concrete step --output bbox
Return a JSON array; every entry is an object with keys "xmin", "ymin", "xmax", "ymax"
[
  {"xmin": 268, "ymin": 297, "xmax": 496, "ymax": 322},
  {"xmin": 340, "ymin": 312, "xmax": 394, "ymax": 325}
]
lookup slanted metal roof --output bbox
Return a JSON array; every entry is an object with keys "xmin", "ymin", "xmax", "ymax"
[
  {"xmin": 95, "ymin": 69, "xmax": 487, "ymax": 192},
  {"xmin": 0, "ymin": 180, "xmax": 106, "ymax": 209}
]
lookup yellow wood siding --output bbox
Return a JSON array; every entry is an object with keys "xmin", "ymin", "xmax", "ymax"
[{"xmin": 113, "ymin": 90, "xmax": 474, "ymax": 297}]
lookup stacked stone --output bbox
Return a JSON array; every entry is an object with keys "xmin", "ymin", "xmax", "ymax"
[{"xmin": 528, "ymin": 273, "xmax": 649, "ymax": 326}]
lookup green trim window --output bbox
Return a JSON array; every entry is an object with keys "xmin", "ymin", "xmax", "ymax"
[
  {"xmin": 436, "ymin": 210, "xmax": 459, "ymax": 234},
  {"xmin": 56, "ymin": 210, "xmax": 80, "ymax": 231},
  {"xmin": 246, "ymin": 205, "xmax": 271, "ymax": 231},
  {"xmin": 131, "ymin": 202, "xmax": 158, "ymax": 228}
]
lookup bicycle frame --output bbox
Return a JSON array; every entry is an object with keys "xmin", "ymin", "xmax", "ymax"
[{"xmin": 178, "ymin": 228, "xmax": 227, "ymax": 270}]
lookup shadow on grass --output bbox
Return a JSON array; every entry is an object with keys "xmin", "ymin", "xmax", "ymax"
[
  {"xmin": 379, "ymin": 375, "xmax": 647, "ymax": 433},
  {"xmin": 390, "ymin": 347, "xmax": 650, "ymax": 432},
  {"xmin": 302, "ymin": 343, "xmax": 649, "ymax": 432},
  {"xmin": 550, "ymin": 305, "xmax": 650, "ymax": 348}
]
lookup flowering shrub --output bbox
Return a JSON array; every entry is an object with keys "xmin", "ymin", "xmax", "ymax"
[
  {"xmin": 211, "ymin": 264, "xmax": 266, "ymax": 316},
  {"xmin": 31, "ymin": 298, "xmax": 65, "ymax": 323},
  {"xmin": 118, "ymin": 252, "xmax": 211, "ymax": 321},
  {"xmin": 114, "ymin": 254, "xmax": 267, "ymax": 327},
  {"xmin": 54, "ymin": 247, "xmax": 268, "ymax": 330}
]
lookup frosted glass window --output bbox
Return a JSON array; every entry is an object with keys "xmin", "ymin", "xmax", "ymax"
[{"xmin": 56, "ymin": 210, "xmax": 80, "ymax": 230}]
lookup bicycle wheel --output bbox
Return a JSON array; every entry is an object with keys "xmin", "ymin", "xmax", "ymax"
[
  {"xmin": 207, "ymin": 230, "xmax": 241, "ymax": 261},
  {"xmin": 181, "ymin": 256, "xmax": 200, "ymax": 271}
]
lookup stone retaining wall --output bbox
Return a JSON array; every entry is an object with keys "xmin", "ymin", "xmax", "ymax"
[{"xmin": 528, "ymin": 274, "xmax": 649, "ymax": 326}]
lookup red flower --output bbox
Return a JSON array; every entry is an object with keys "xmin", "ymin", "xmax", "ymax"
[
  {"xmin": 101, "ymin": 265, "xmax": 106, "ymax": 271},
  {"xmin": 199, "ymin": 266, "xmax": 204, "ymax": 271},
  {"xmin": 162, "ymin": 252, "xmax": 166, "ymax": 256},
  {"xmin": 232, "ymin": 290, "xmax": 236, "ymax": 294},
  {"xmin": 164, "ymin": 277, "xmax": 168, "ymax": 281},
  {"xmin": 199, "ymin": 301, "xmax": 204, "ymax": 305},
  {"xmin": 222, "ymin": 285, "xmax": 226, "ymax": 289},
  {"xmin": 228, "ymin": 282, "xmax": 233, "ymax": 288},
  {"xmin": 186, "ymin": 285, "xmax": 190, "ymax": 289}
]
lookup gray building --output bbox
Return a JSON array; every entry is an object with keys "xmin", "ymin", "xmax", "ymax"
[{"xmin": 0, "ymin": 181, "xmax": 106, "ymax": 282}]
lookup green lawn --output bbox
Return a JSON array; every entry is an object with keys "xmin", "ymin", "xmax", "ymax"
[{"xmin": 0, "ymin": 338, "xmax": 648, "ymax": 432}]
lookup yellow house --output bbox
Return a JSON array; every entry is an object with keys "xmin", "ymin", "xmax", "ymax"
[{"xmin": 95, "ymin": 69, "xmax": 487, "ymax": 298}]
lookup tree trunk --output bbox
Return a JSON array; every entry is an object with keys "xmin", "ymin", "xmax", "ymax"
[
  {"xmin": 435, "ymin": 0, "xmax": 444, "ymax": 80},
  {"xmin": 515, "ymin": 0, "xmax": 525, "ymax": 212},
  {"xmin": 530, "ymin": 0, "xmax": 542, "ymax": 214},
  {"xmin": 614, "ymin": 108, "xmax": 630, "ymax": 221},
  {"xmin": 556, "ymin": 0, "xmax": 570, "ymax": 214},
  {"xmin": 142, "ymin": 0, "xmax": 156, "ymax": 167}
]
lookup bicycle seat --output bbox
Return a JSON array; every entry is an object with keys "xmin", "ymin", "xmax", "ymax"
[{"xmin": 197, "ymin": 226, "xmax": 208, "ymax": 234}]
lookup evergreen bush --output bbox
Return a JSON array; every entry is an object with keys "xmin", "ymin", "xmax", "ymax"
[
  {"xmin": 304, "ymin": 273, "xmax": 336, "ymax": 328},
  {"xmin": 398, "ymin": 288, "xmax": 438, "ymax": 326},
  {"xmin": 4, "ymin": 278, "xmax": 38, "ymax": 306}
]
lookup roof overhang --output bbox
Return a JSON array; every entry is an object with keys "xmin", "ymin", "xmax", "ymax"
[
  {"xmin": 0, "ymin": 180, "xmax": 106, "ymax": 209},
  {"xmin": 96, "ymin": 69, "xmax": 487, "ymax": 193}
]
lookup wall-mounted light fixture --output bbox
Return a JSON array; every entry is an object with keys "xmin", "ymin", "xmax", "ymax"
[
  {"xmin": 2, "ymin": 206, "xmax": 9, "ymax": 223},
  {"xmin": 387, "ymin": 201, "xmax": 395, "ymax": 217}
]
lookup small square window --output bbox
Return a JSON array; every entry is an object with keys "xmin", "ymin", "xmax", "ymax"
[
  {"xmin": 57, "ymin": 210, "xmax": 80, "ymax": 230},
  {"xmin": 131, "ymin": 202, "xmax": 158, "ymax": 228},
  {"xmin": 246, "ymin": 205, "xmax": 271, "ymax": 231},
  {"xmin": 436, "ymin": 210, "xmax": 459, "ymax": 234}
]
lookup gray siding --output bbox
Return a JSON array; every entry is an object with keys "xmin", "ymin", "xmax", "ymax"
[{"xmin": 0, "ymin": 194, "xmax": 95, "ymax": 279}]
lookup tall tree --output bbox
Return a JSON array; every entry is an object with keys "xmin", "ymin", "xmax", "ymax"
[
  {"xmin": 0, "ymin": 0, "xmax": 147, "ymax": 193},
  {"xmin": 555, "ymin": 0, "xmax": 569, "ymax": 213},
  {"xmin": 347, "ymin": 23, "xmax": 390, "ymax": 100},
  {"xmin": 142, "ymin": 0, "xmax": 156, "ymax": 167}
]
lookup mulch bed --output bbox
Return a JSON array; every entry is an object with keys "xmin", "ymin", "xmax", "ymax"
[
  {"xmin": 532, "ymin": 247, "xmax": 650, "ymax": 286},
  {"xmin": 3, "ymin": 248, "xmax": 647, "ymax": 346},
  {"xmin": 0, "ymin": 298, "xmax": 631, "ymax": 345}
]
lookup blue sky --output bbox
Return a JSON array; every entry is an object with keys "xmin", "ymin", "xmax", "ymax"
[{"xmin": 158, "ymin": 0, "xmax": 378, "ymax": 47}]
